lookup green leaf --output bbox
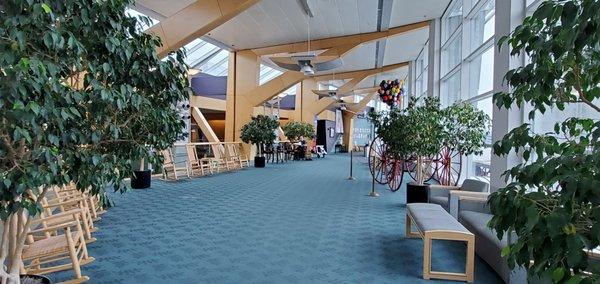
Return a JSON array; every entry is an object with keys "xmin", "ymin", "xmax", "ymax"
[
  {"xmin": 501, "ymin": 246, "xmax": 511, "ymax": 257},
  {"xmin": 552, "ymin": 267, "xmax": 565, "ymax": 282},
  {"xmin": 41, "ymin": 3, "xmax": 52, "ymax": 14}
]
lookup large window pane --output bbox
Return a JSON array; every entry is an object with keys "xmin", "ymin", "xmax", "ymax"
[
  {"xmin": 470, "ymin": 0, "xmax": 495, "ymax": 51},
  {"xmin": 468, "ymin": 97, "xmax": 493, "ymax": 181},
  {"xmin": 468, "ymin": 46, "xmax": 494, "ymax": 97},
  {"xmin": 442, "ymin": 33, "xmax": 462, "ymax": 75},
  {"xmin": 441, "ymin": 71, "xmax": 461, "ymax": 107},
  {"xmin": 443, "ymin": 1, "xmax": 463, "ymax": 43},
  {"xmin": 530, "ymin": 101, "xmax": 600, "ymax": 134}
]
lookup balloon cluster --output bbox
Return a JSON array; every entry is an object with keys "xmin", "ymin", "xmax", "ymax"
[{"xmin": 378, "ymin": 79, "xmax": 405, "ymax": 107}]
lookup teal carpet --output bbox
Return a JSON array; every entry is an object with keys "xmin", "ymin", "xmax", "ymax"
[{"xmin": 52, "ymin": 154, "xmax": 502, "ymax": 283}]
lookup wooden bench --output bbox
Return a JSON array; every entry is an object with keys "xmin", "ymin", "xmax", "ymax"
[{"xmin": 406, "ymin": 203, "xmax": 475, "ymax": 283}]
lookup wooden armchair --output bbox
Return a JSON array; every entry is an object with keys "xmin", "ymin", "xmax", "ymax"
[
  {"xmin": 160, "ymin": 148, "xmax": 190, "ymax": 180},
  {"xmin": 39, "ymin": 194, "xmax": 97, "ymax": 244},
  {"xmin": 186, "ymin": 145, "xmax": 212, "ymax": 176},
  {"xmin": 226, "ymin": 144, "xmax": 249, "ymax": 168},
  {"xmin": 217, "ymin": 144, "xmax": 238, "ymax": 170},
  {"xmin": 23, "ymin": 209, "xmax": 94, "ymax": 283}
]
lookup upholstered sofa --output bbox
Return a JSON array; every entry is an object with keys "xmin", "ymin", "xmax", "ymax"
[
  {"xmin": 428, "ymin": 178, "xmax": 490, "ymax": 212},
  {"xmin": 450, "ymin": 191, "xmax": 528, "ymax": 284}
]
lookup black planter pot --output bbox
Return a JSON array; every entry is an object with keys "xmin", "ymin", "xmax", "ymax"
[
  {"xmin": 131, "ymin": 170, "xmax": 151, "ymax": 189},
  {"xmin": 254, "ymin": 156, "xmax": 266, "ymax": 168},
  {"xmin": 20, "ymin": 274, "xmax": 51, "ymax": 284},
  {"xmin": 406, "ymin": 182, "xmax": 429, "ymax": 203}
]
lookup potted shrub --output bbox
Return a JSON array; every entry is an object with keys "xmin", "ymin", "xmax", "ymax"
[
  {"xmin": 489, "ymin": 1, "xmax": 599, "ymax": 282},
  {"xmin": 439, "ymin": 102, "xmax": 491, "ymax": 185},
  {"xmin": 282, "ymin": 121, "xmax": 315, "ymax": 160},
  {"xmin": 240, "ymin": 115, "xmax": 279, "ymax": 167},
  {"xmin": 403, "ymin": 97, "xmax": 445, "ymax": 202},
  {"xmin": 0, "ymin": 1, "xmax": 189, "ymax": 282},
  {"xmin": 370, "ymin": 97, "xmax": 445, "ymax": 202}
]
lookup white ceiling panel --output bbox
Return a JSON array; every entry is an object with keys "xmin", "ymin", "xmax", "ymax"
[
  {"xmin": 323, "ymin": 42, "xmax": 377, "ymax": 74},
  {"xmin": 389, "ymin": 0, "xmax": 451, "ymax": 27},
  {"xmin": 209, "ymin": 0, "xmax": 379, "ymax": 50},
  {"xmin": 355, "ymin": 67, "xmax": 409, "ymax": 89},
  {"xmin": 134, "ymin": 0, "xmax": 195, "ymax": 19},
  {"xmin": 382, "ymin": 28, "xmax": 429, "ymax": 66}
]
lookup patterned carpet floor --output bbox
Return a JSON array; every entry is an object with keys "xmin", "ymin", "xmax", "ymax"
[{"xmin": 53, "ymin": 154, "xmax": 502, "ymax": 283}]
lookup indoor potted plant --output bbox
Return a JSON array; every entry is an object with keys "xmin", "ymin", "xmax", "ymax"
[
  {"xmin": 282, "ymin": 121, "xmax": 315, "ymax": 160},
  {"xmin": 0, "ymin": 1, "xmax": 190, "ymax": 282},
  {"xmin": 240, "ymin": 115, "xmax": 279, "ymax": 168},
  {"xmin": 403, "ymin": 97, "xmax": 445, "ymax": 202},
  {"xmin": 489, "ymin": 0, "xmax": 599, "ymax": 282},
  {"xmin": 370, "ymin": 96, "xmax": 444, "ymax": 202},
  {"xmin": 439, "ymin": 101, "xmax": 491, "ymax": 185}
]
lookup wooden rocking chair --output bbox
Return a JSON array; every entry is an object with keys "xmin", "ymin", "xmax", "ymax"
[
  {"xmin": 161, "ymin": 148, "xmax": 190, "ymax": 180},
  {"xmin": 39, "ymin": 194, "xmax": 97, "ymax": 244},
  {"xmin": 227, "ymin": 144, "xmax": 250, "ymax": 168},
  {"xmin": 23, "ymin": 209, "xmax": 94, "ymax": 283},
  {"xmin": 186, "ymin": 145, "xmax": 212, "ymax": 176}
]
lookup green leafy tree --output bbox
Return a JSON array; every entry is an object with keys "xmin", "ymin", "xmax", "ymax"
[
  {"xmin": 371, "ymin": 97, "xmax": 445, "ymax": 185},
  {"xmin": 282, "ymin": 121, "xmax": 315, "ymax": 142},
  {"xmin": 489, "ymin": 0, "xmax": 599, "ymax": 282},
  {"xmin": 443, "ymin": 101, "xmax": 491, "ymax": 156},
  {"xmin": 0, "ymin": 0, "xmax": 190, "ymax": 281},
  {"xmin": 240, "ymin": 115, "xmax": 279, "ymax": 157}
]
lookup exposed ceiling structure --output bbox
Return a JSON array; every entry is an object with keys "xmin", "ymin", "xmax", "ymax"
[{"xmin": 134, "ymin": 0, "xmax": 449, "ymax": 89}]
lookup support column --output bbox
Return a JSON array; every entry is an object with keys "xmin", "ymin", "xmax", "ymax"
[
  {"xmin": 342, "ymin": 113, "xmax": 355, "ymax": 150},
  {"xmin": 225, "ymin": 50, "xmax": 260, "ymax": 142},
  {"xmin": 490, "ymin": 0, "xmax": 525, "ymax": 191},
  {"xmin": 427, "ymin": 19, "xmax": 441, "ymax": 99}
]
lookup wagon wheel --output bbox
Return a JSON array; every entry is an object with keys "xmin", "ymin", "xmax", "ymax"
[
  {"xmin": 434, "ymin": 146, "xmax": 462, "ymax": 186},
  {"xmin": 407, "ymin": 155, "xmax": 437, "ymax": 182},
  {"xmin": 387, "ymin": 159, "xmax": 404, "ymax": 192},
  {"xmin": 368, "ymin": 137, "xmax": 389, "ymax": 184}
]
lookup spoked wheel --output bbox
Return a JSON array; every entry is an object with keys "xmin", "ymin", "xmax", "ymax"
[
  {"xmin": 434, "ymin": 146, "xmax": 462, "ymax": 186},
  {"xmin": 407, "ymin": 155, "xmax": 437, "ymax": 182},
  {"xmin": 368, "ymin": 137, "xmax": 389, "ymax": 184},
  {"xmin": 386, "ymin": 159, "xmax": 404, "ymax": 192}
]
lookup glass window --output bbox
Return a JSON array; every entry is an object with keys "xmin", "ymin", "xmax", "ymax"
[
  {"xmin": 443, "ymin": 1, "xmax": 463, "ymax": 43},
  {"xmin": 441, "ymin": 71, "xmax": 461, "ymax": 107},
  {"xmin": 469, "ymin": 0, "xmax": 495, "ymax": 51},
  {"xmin": 468, "ymin": 96, "xmax": 493, "ymax": 181},
  {"xmin": 200, "ymin": 50, "xmax": 229, "ymax": 76},
  {"xmin": 468, "ymin": 46, "xmax": 494, "ymax": 97},
  {"xmin": 530, "ymin": 101, "xmax": 600, "ymax": 134},
  {"xmin": 442, "ymin": 33, "xmax": 462, "ymax": 75},
  {"xmin": 125, "ymin": 8, "xmax": 158, "ymax": 32},
  {"xmin": 259, "ymin": 65, "xmax": 283, "ymax": 85}
]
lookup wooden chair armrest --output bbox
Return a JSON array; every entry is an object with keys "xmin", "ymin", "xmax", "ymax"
[
  {"xmin": 32, "ymin": 209, "xmax": 82, "ymax": 225},
  {"xmin": 428, "ymin": 185, "xmax": 461, "ymax": 191},
  {"xmin": 29, "ymin": 221, "xmax": 79, "ymax": 234},
  {"xmin": 43, "ymin": 197, "xmax": 87, "ymax": 208}
]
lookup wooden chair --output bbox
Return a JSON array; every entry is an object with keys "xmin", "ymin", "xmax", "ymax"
[
  {"xmin": 161, "ymin": 148, "xmax": 190, "ymax": 180},
  {"xmin": 186, "ymin": 145, "xmax": 212, "ymax": 176},
  {"xmin": 23, "ymin": 209, "xmax": 94, "ymax": 283},
  {"xmin": 217, "ymin": 144, "xmax": 238, "ymax": 170},
  {"xmin": 54, "ymin": 184, "xmax": 106, "ymax": 221},
  {"xmin": 206, "ymin": 144, "xmax": 230, "ymax": 172},
  {"xmin": 226, "ymin": 144, "xmax": 249, "ymax": 168},
  {"xmin": 39, "ymin": 194, "xmax": 97, "ymax": 244}
]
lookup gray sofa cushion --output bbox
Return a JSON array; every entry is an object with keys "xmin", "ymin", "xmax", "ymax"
[
  {"xmin": 407, "ymin": 203, "xmax": 470, "ymax": 234},
  {"xmin": 459, "ymin": 210, "xmax": 527, "ymax": 284},
  {"xmin": 429, "ymin": 196, "xmax": 449, "ymax": 211},
  {"xmin": 462, "ymin": 179, "xmax": 490, "ymax": 192}
]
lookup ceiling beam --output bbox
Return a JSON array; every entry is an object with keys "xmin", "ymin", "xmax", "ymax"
[
  {"xmin": 311, "ymin": 61, "xmax": 409, "ymax": 81},
  {"xmin": 147, "ymin": 0, "xmax": 260, "ymax": 58},
  {"xmin": 250, "ymin": 20, "xmax": 430, "ymax": 57}
]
